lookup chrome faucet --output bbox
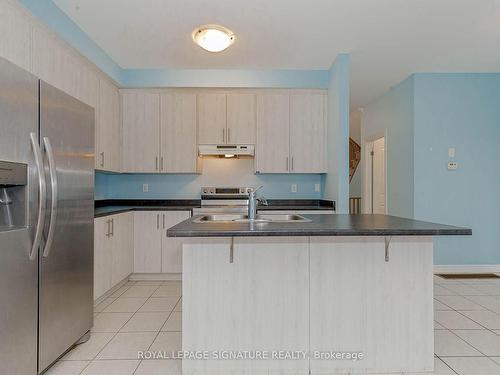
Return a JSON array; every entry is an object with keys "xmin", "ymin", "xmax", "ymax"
[{"xmin": 247, "ymin": 186, "xmax": 268, "ymax": 220}]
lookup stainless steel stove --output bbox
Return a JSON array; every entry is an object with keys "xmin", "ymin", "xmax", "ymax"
[{"xmin": 192, "ymin": 187, "xmax": 254, "ymax": 215}]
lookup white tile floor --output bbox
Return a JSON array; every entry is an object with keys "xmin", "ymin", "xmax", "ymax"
[{"xmin": 46, "ymin": 276, "xmax": 500, "ymax": 374}]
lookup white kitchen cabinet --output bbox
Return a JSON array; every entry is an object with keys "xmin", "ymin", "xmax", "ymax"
[
  {"xmin": 183, "ymin": 237, "xmax": 310, "ymax": 375},
  {"xmin": 226, "ymin": 93, "xmax": 256, "ymax": 144},
  {"xmin": 96, "ymin": 78, "xmax": 121, "ymax": 171},
  {"xmin": 133, "ymin": 211, "xmax": 162, "ymax": 273},
  {"xmin": 94, "ymin": 216, "xmax": 112, "ymax": 301},
  {"xmin": 111, "ymin": 212, "xmax": 134, "ymax": 286},
  {"xmin": 256, "ymin": 91, "xmax": 327, "ymax": 174},
  {"xmin": 255, "ymin": 93, "xmax": 290, "ymax": 173},
  {"xmin": 160, "ymin": 93, "xmax": 199, "ymax": 173},
  {"xmin": 133, "ymin": 210, "xmax": 190, "ymax": 274},
  {"xmin": 94, "ymin": 212, "xmax": 134, "ymax": 301},
  {"xmin": 161, "ymin": 211, "xmax": 191, "ymax": 273},
  {"xmin": 121, "ymin": 90, "xmax": 160, "ymax": 173},
  {"xmin": 32, "ymin": 24, "xmax": 98, "ymax": 109},
  {"xmin": 0, "ymin": 0, "xmax": 32, "ymax": 72},
  {"xmin": 290, "ymin": 93, "xmax": 327, "ymax": 173},
  {"xmin": 198, "ymin": 93, "xmax": 226, "ymax": 144}
]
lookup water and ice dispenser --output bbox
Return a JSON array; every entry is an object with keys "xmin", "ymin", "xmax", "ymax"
[{"xmin": 0, "ymin": 160, "xmax": 27, "ymax": 228}]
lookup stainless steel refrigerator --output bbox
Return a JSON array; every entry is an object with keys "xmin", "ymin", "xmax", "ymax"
[{"xmin": 0, "ymin": 57, "xmax": 94, "ymax": 374}]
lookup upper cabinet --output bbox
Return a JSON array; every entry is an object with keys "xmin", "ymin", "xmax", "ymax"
[
  {"xmin": 121, "ymin": 90, "xmax": 160, "ymax": 173},
  {"xmin": 255, "ymin": 93, "xmax": 290, "ymax": 173},
  {"xmin": 0, "ymin": 0, "xmax": 31, "ymax": 72},
  {"xmin": 160, "ymin": 93, "xmax": 199, "ymax": 173},
  {"xmin": 256, "ymin": 91, "xmax": 327, "ymax": 174},
  {"xmin": 290, "ymin": 93, "xmax": 327, "ymax": 173},
  {"xmin": 198, "ymin": 92, "xmax": 256, "ymax": 145},
  {"xmin": 198, "ymin": 93, "xmax": 227, "ymax": 144},
  {"xmin": 96, "ymin": 79, "xmax": 121, "ymax": 171},
  {"xmin": 227, "ymin": 93, "xmax": 256, "ymax": 144}
]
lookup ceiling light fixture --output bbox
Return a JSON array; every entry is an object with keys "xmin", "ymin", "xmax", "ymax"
[{"xmin": 192, "ymin": 25, "xmax": 235, "ymax": 53}]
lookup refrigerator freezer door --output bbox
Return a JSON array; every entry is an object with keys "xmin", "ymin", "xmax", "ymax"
[
  {"xmin": 0, "ymin": 57, "xmax": 39, "ymax": 375},
  {"xmin": 0, "ymin": 228, "xmax": 38, "ymax": 375},
  {"xmin": 38, "ymin": 82, "xmax": 95, "ymax": 372}
]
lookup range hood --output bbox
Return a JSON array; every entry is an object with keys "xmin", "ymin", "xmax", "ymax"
[{"xmin": 198, "ymin": 144, "xmax": 254, "ymax": 157}]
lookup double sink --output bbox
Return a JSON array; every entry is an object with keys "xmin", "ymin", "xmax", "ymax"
[{"xmin": 192, "ymin": 213, "xmax": 311, "ymax": 224}]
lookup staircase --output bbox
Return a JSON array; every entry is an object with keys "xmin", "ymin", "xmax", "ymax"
[{"xmin": 349, "ymin": 137, "xmax": 361, "ymax": 182}]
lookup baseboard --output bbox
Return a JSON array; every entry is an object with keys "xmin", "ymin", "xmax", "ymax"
[
  {"xmin": 434, "ymin": 265, "xmax": 500, "ymax": 275},
  {"xmin": 129, "ymin": 273, "xmax": 182, "ymax": 281},
  {"xmin": 93, "ymin": 276, "xmax": 131, "ymax": 306}
]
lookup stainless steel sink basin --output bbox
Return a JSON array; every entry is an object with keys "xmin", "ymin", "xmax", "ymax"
[{"xmin": 191, "ymin": 213, "xmax": 311, "ymax": 224}]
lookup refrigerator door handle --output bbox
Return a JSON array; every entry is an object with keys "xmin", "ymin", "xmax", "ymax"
[
  {"xmin": 29, "ymin": 132, "xmax": 47, "ymax": 260},
  {"xmin": 42, "ymin": 137, "xmax": 58, "ymax": 258}
]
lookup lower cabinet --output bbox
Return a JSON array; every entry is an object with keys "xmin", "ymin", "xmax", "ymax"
[
  {"xmin": 94, "ymin": 212, "xmax": 134, "ymax": 301},
  {"xmin": 134, "ymin": 210, "xmax": 191, "ymax": 274}
]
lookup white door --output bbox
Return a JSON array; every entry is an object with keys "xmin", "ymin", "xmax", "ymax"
[
  {"xmin": 255, "ymin": 94, "xmax": 290, "ymax": 173},
  {"xmin": 161, "ymin": 211, "xmax": 191, "ymax": 273},
  {"xmin": 226, "ymin": 93, "xmax": 256, "ymax": 144},
  {"xmin": 160, "ymin": 93, "xmax": 198, "ymax": 173},
  {"xmin": 133, "ymin": 211, "xmax": 162, "ymax": 273},
  {"xmin": 198, "ymin": 93, "xmax": 226, "ymax": 144},
  {"xmin": 372, "ymin": 137, "xmax": 386, "ymax": 214},
  {"xmin": 121, "ymin": 90, "xmax": 160, "ymax": 173}
]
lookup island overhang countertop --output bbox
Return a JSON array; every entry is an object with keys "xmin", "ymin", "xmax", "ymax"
[{"xmin": 167, "ymin": 213, "xmax": 471, "ymax": 237}]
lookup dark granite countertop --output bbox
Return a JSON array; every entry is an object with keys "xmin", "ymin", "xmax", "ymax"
[
  {"xmin": 94, "ymin": 199, "xmax": 335, "ymax": 218},
  {"xmin": 167, "ymin": 214, "xmax": 472, "ymax": 237}
]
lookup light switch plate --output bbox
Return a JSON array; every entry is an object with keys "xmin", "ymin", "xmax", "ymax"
[
  {"xmin": 142, "ymin": 183, "xmax": 149, "ymax": 192},
  {"xmin": 291, "ymin": 184, "xmax": 298, "ymax": 193},
  {"xmin": 314, "ymin": 183, "xmax": 321, "ymax": 192},
  {"xmin": 447, "ymin": 162, "xmax": 458, "ymax": 170},
  {"xmin": 448, "ymin": 148, "xmax": 456, "ymax": 158}
]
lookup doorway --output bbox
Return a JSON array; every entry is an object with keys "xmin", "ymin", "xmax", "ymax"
[{"xmin": 363, "ymin": 137, "xmax": 386, "ymax": 214}]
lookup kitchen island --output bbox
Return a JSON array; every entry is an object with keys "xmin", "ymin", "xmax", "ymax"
[{"xmin": 167, "ymin": 214, "xmax": 471, "ymax": 375}]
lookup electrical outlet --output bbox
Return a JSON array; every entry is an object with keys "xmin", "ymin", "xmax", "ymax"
[
  {"xmin": 291, "ymin": 184, "xmax": 298, "ymax": 193},
  {"xmin": 142, "ymin": 183, "xmax": 149, "ymax": 192},
  {"xmin": 447, "ymin": 162, "xmax": 458, "ymax": 170},
  {"xmin": 314, "ymin": 183, "xmax": 321, "ymax": 192}
]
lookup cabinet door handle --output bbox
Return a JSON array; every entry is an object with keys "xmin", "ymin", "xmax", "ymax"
[
  {"xmin": 157, "ymin": 214, "xmax": 159, "ymax": 229},
  {"xmin": 222, "ymin": 128, "xmax": 225, "ymax": 143},
  {"xmin": 227, "ymin": 128, "xmax": 231, "ymax": 143},
  {"xmin": 106, "ymin": 220, "xmax": 111, "ymax": 238},
  {"xmin": 155, "ymin": 156, "xmax": 158, "ymax": 171},
  {"xmin": 110, "ymin": 218, "xmax": 114, "ymax": 237},
  {"xmin": 291, "ymin": 157, "xmax": 294, "ymax": 171},
  {"xmin": 160, "ymin": 156, "xmax": 164, "ymax": 171},
  {"xmin": 286, "ymin": 157, "xmax": 289, "ymax": 171},
  {"xmin": 100, "ymin": 152, "xmax": 104, "ymax": 167},
  {"xmin": 162, "ymin": 214, "xmax": 165, "ymax": 229}
]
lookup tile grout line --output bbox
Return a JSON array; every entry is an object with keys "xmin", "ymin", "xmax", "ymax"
[{"xmin": 75, "ymin": 282, "xmax": 165, "ymax": 375}]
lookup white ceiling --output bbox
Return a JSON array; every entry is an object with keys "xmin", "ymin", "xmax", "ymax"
[{"xmin": 53, "ymin": 0, "xmax": 500, "ymax": 109}]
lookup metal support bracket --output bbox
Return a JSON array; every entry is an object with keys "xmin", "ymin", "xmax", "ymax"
[
  {"xmin": 230, "ymin": 237, "xmax": 234, "ymax": 263},
  {"xmin": 385, "ymin": 236, "xmax": 391, "ymax": 262}
]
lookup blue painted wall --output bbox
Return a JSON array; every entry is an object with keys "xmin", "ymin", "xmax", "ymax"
[
  {"xmin": 363, "ymin": 73, "xmax": 500, "ymax": 265},
  {"xmin": 361, "ymin": 76, "xmax": 415, "ymax": 218},
  {"xmin": 413, "ymin": 74, "xmax": 500, "ymax": 265},
  {"xmin": 121, "ymin": 69, "xmax": 329, "ymax": 89},
  {"xmin": 324, "ymin": 54, "xmax": 350, "ymax": 212},
  {"xmin": 96, "ymin": 159, "xmax": 322, "ymax": 200}
]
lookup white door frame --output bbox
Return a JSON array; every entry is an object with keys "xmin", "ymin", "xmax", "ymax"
[{"xmin": 362, "ymin": 133, "xmax": 387, "ymax": 214}]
